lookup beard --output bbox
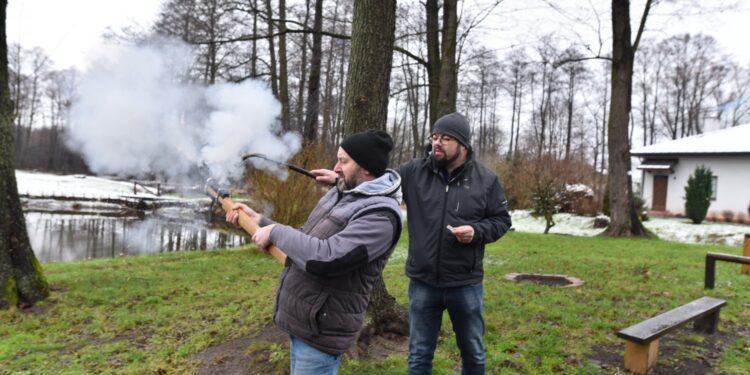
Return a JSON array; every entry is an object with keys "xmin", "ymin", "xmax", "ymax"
[
  {"xmin": 336, "ymin": 167, "xmax": 362, "ymax": 191},
  {"xmin": 433, "ymin": 147, "xmax": 461, "ymax": 168}
]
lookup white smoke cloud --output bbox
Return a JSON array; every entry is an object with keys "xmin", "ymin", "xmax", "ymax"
[{"xmin": 66, "ymin": 37, "xmax": 300, "ymax": 184}]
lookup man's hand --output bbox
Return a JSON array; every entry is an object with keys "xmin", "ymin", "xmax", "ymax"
[
  {"xmin": 447, "ymin": 225, "xmax": 475, "ymax": 244},
  {"xmin": 311, "ymin": 169, "xmax": 337, "ymax": 186},
  {"xmin": 252, "ymin": 224, "xmax": 275, "ymax": 250},
  {"xmin": 226, "ymin": 203, "xmax": 260, "ymax": 227}
]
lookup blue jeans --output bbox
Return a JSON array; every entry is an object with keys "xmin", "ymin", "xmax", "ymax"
[
  {"xmin": 289, "ymin": 335, "xmax": 341, "ymax": 375},
  {"xmin": 408, "ymin": 279, "xmax": 486, "ymax": 375}
]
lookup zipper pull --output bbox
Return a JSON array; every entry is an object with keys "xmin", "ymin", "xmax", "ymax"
[{"xmin": 445, "ymin": 185, "xmax": 449, "ymax": 193}]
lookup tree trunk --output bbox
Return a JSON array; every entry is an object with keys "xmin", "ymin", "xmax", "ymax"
[
  {"xmin": 251, "ymin": 0, "xmax": 258, "ymax": 78},
  {"xmin": 565, "ymin": 73, "xmax": 575, "ymax": 160},
  {"xmin": 295, "ymin": 0, "xmax": 311, "ymax": 132},
  {"xmin": 604, "ymin": 0, "xmax": 649, "ymax": 237},
  {"xmin": 425, "ymin": 0, "xmax": 440, "ymax": 126},
  {"xmin": 264, "ymin": 0, "xmax": 279, "ymax": 98},
  {"xmin": 437, "ymin": 0, "xmax": 458, "ymax": 116},
  {"xmin": 0, "ymin": 0, "xmax": 49, "ymax": 309},
  {"xmin": 342, "ymin": 0, "xmax": 396, "ymax": 134},
  {"xmin": 303, "ymin": 0, "xmax": 324, "ymax": 142},
  {"xmin": 278, "ymin": 0, "xmax": 291, "ymax": 131},
  {"xmin": 343, "ymin": 0, "xmax": 406, "ymax": 335}
]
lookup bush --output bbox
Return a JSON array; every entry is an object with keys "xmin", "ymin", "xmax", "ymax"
[
  {"xmin": 246, "ymin": 143, "xmax": 330, "ymax": 228},
  {"xmin": 633, "ymin": 194, "xmax": 649, "ymax": 222},
  {"xmin": 559, "ymin": 184, "xmax": 597, "ymax": 215},
  {"xmin": 684, "ymin": 165, "xmax": 713, "ymax": 224}
]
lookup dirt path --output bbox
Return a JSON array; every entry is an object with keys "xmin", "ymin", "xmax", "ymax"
[{"xmin": 190, "ymin": 324, "xmax": 408, "ymax": 375}]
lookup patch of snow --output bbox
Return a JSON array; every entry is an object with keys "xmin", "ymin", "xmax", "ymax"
[
  {"xmin": 510, "ymin": 210, "xmax": 605, "ymax": 237},
  {"xmin": 509, "ymin": 209, "xmax": 749, "ymax": 247},
  {"xmin": 16, "ymin": 170, "xmax": 160, "ymax": 199},
  {"xmin": 565, "ymin": 183, "xmax": 594, "ymax": 197},
  {"xmin": 643, "ymin": 217, "xmax": 747, "ymax": 247}
]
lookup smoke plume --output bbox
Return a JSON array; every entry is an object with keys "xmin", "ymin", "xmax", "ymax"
[{"xmin": 66, "ymin": 38, "xmax": 300, "ymax": 184}]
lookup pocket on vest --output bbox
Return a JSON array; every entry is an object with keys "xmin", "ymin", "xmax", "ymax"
[
  {"xmin": 308, "ymin": 291, "xmax": 329, "ymax": 333},
  {"xmin": 314, "ymin": 299, "xmax": 364, "ymax": 336}
]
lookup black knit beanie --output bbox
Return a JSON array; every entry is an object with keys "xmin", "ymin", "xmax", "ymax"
[
  {"xmin": 432, "ymin": 112, "xmax": 472, "ymax": 150},
  {"xmin": 340, "ymin": 130, "xmax": 393, "ymax": 177}
]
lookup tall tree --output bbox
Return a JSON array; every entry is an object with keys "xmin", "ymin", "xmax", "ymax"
[
  {"xmin": 425, "ymin": 0, "xmax": 459, "ymax": 124},
  {"xmin": 303, "ymin": 0, "xmax": 324, "ymax": 141},
  {"xmin": 277, "ymin": 0, "xmax": 291, "ymax": 130},
  {"xmin": 604, "ymin": 0, "xmax": 652, "ymax": 236},
  {"xmin": 342, "ymin": 0, "xmax": 407, "ymax": 335},
  {"xmin": 0, "ymin": 0, "xmax": 49, "ymax": 309}
]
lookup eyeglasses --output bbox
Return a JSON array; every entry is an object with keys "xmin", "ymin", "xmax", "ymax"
[{"xmin": 430, "ymin": 134, "xmax": 455, "ymax": 144}]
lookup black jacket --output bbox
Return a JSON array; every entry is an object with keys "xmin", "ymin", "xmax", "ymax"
[{"xmin": 399, "ymin": 154, "xmax": 511, "ymax": 287}]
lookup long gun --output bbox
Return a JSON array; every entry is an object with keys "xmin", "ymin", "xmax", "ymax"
[
  {"xmin": 241, "ymin": 153, "xmax": 317, "ymax": 179},
  {"xmin": 206, "ymin": 184, "xmax": 287, "ymax": 265}
]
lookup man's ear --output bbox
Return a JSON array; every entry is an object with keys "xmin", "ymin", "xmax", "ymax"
[{"xmin": 360, "ymin": 168, "xmax": 374, "ymax": 179}]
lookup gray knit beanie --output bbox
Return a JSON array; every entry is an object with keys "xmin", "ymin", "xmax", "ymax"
[{"xmin": 432, "ymin": 112, "xmax": 471, "ymax": 150}]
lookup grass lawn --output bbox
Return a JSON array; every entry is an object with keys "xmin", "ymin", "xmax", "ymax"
[{"xmin": 2, "ymin": 231, "xmax": 749, "ymax": 374}]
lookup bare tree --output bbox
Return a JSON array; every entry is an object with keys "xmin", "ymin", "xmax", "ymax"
[
  {"xmin": 502, "ymin": 48, "xmax": 529, "ymax": 159},
  {"xmin": 657, "ymin": 34, "xmax": 726, "ymax": 139},
  {"xmin": 303, "ymin": 0, "xmax": 323, "ymax": 141},
  {"xmin": 604, "ymin": 0, "xmax": 653, "ymax": 237},
  {"xmin": 715, "ymin": 62, "xmax": 750, "ymax": 127},
  {"xmin": 558, "ymin": 47, "xmax": 588, "ymax": 160}
]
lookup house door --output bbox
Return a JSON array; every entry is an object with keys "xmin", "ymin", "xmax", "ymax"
[{"xmin": 652, "ymin": 175, "xmax": 668, "ymax": 211}]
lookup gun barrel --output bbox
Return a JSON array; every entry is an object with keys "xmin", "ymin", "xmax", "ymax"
[{"xmin": 241, "ymin": 153, "xmax": 316, "ymax": 179}]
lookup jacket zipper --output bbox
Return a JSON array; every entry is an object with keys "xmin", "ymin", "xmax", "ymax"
[{"xmin": 437, "ymin": 183, "xmax": 449, "ymax": 283}]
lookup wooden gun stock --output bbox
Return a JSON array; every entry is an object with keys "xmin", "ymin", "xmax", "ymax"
[{"xmin": 207, "ymin": 186, "xmax": 287, "ymax": 265}]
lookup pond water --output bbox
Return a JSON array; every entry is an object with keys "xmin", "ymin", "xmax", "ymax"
[{"xmin": 26, "ymin": 211, "xmax": 249, "ymax": 263}]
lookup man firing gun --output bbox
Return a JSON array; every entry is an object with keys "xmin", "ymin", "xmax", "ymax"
[{"xmin": 226, "ymin": 130, "xmax": 402, "ymax": 375}]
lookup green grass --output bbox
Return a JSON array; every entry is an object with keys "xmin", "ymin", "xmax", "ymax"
[{"xmin": 2, "ymin": 232, "xmax": 749, "ymax": 374}]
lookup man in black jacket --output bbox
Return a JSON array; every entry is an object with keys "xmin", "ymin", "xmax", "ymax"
[{"xmin": 399, "ymin": 112, "xmax": 512, "ymax": 375}]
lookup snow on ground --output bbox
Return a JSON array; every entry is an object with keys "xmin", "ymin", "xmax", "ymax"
[
  {"xmin": 510, "ymin": 210, "xmax": 605, "ymax": 237},
  {"xmin": 643, "ymin": 217, "xmax": 747, "ymax": 247},
  {"xmin": 510, "ymin": 210, "xmax": 749, "ymax": 247},
  {"xmin": 16, "ymin": 170, "xmax": 160, "ymax": 199}
]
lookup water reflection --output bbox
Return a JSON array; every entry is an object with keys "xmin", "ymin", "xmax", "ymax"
[{"xmin": 26, "ymin": 212, "xmax": 249, "ymax": 263}]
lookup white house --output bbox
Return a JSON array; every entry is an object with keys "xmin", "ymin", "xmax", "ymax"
[{"xmin": 630, "ymin": 124, "xmax": 750, "ymax": 218}]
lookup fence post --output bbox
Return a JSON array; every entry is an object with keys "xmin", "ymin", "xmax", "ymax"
[{"xmin": 742, "ymin": 234, "xmax": 750, "ymax": 275}]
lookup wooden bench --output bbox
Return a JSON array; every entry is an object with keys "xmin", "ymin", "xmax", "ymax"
[{"xmin": 616, "ymin": 296, "xmax": 726, "ymax": 374}]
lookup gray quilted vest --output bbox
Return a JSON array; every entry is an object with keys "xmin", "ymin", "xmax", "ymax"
[{"xmin": 273, "ymin": 181, "xmax": 402, "ymax": 355}]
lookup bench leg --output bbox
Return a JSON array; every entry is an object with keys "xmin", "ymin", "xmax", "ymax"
[
  {"xmin": 694, "ymin": 310, "xmax": 721, "ymax": 334},
  {"xmin": 624, "ymin": 340, "xmax": 659, "ymax": 374}
]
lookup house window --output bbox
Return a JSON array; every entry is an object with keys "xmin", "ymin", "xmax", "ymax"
[{"xmin": 711, "ymin": 176, "xmax": 718, "ymax": 200}]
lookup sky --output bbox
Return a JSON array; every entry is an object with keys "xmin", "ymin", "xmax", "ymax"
[
  {"xmin": 8, "ymin": 0, "xmax": 750, "ymax": 71},
  {"xmin": 7, "ymin": 0, "xmax": 164, "ymax": 70},
  {"xmin": 486, "ymin": 0, "xmax": 750, "ymax": 66}
]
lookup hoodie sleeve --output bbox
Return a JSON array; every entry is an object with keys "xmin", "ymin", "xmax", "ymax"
[
  {"xmin": 268, "ymin": 211, "xmax": 396, "ymax": 278},
  {"xmin": 258, "ymin": 215, "xmax": 277, "ymax": 227},
  {"xmin": 470, "ymin": 176, "xmax": 512, "ymax": 244}
]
